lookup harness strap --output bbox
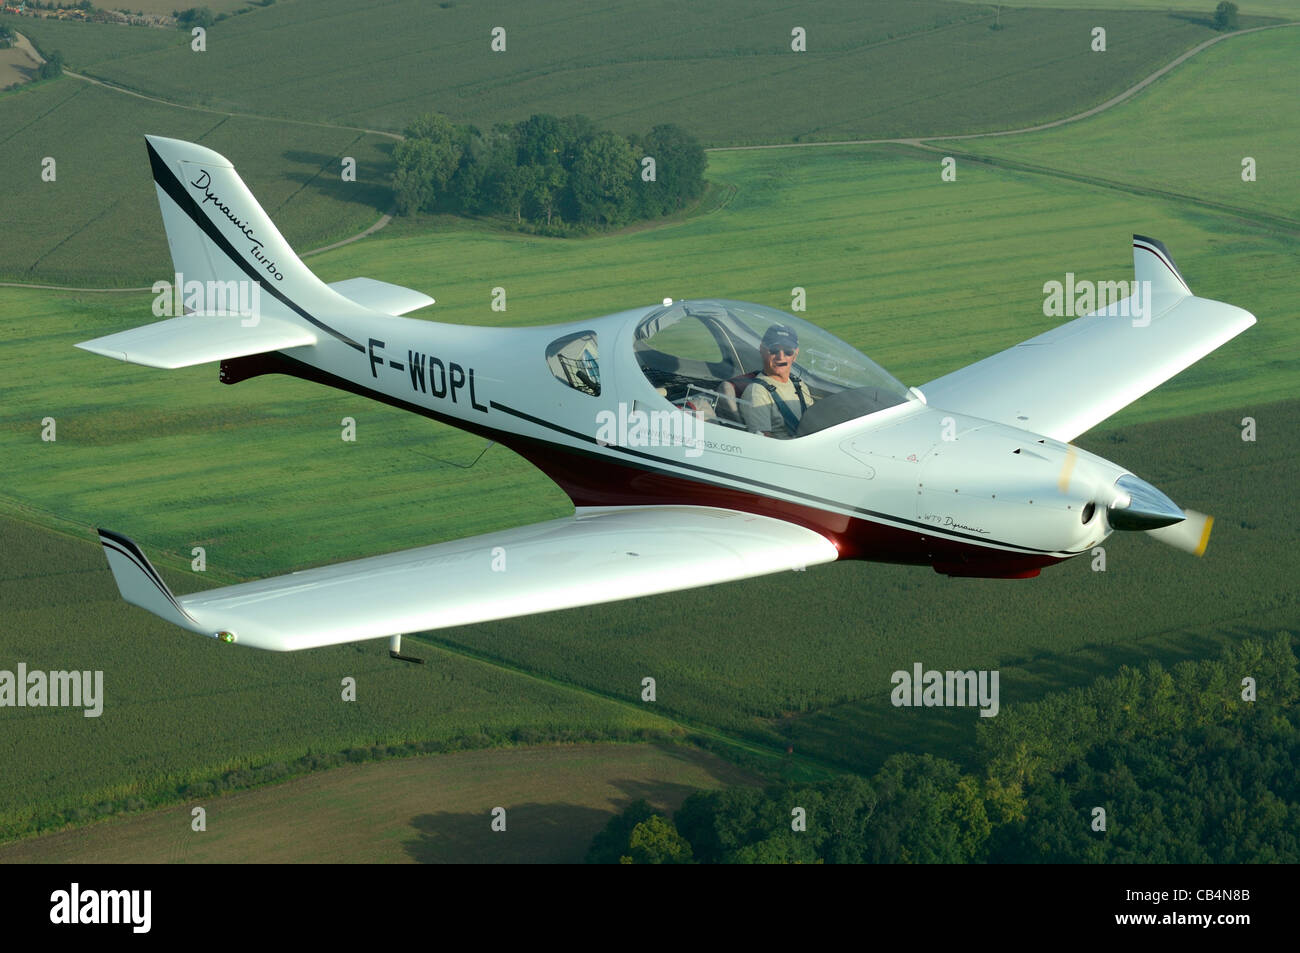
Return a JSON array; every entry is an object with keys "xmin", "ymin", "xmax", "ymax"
[{"xmin": 750, "ymin": 375, "xmax": 808, "ymax": 435}]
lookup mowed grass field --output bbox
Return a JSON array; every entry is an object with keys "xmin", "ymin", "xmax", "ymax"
[
  {"xmin": 937, "ymin": 25, "xmax": 1300, "ymax": 222},
  {"xmin": 0, "ymin": 80, "xmax": 395, "ymax": 286},
  {"xmin": 0, "ymin": 744, "xmax": 758, "ymax": 862},
  {"xmin": 6, "ymin": 2, "xmax": 1239, "ymax": 141}
]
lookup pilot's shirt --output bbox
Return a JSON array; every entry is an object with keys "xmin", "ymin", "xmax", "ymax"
[{"xmin": 742, "ymin": 374, "xmax": 815, "ymax": 438}]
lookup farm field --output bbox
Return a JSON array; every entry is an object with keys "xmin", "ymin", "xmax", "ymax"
[
  {"xmin": 951, "ymin": 0, "xmax": 1299, "ymax": 17},
  {"xmin": 936, "ymin": 25, "xmax": 1300, "ymax": 222},
  {"xmin": 5, "ymin": 2, "xmax": 1247, "ymax": 142},
  {"xmin": 0, "ymin": 80, "xmax": 395, "ymax": 286},
  {"xmin": 0, "ymin": 743, "xmax": 757, "ymax": 863},
  {"xmin": 0, "ymin": 513, "xmax": 685, "ymax": 842},
  {"xmin": 0, "ymin": 3, "xmax": 1277, "ymax": 288},
  {"xmin": 0, "ymin": 395, "xmax": 1292, "ymax": 842}
]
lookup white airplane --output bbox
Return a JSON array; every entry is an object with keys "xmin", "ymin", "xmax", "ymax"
[{"xmin": 79, "ymin": 136, "xmax": 1255, "ymax": 660}]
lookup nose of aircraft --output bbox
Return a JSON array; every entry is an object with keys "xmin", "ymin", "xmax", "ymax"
[{"xmin": 1107, "ymin": 474, "xmax": 1185, "ymax": 530}]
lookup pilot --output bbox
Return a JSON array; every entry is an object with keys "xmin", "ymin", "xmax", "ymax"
[{"xmin": 742, "ymin": 325, "xmax": 815, "ymax": 438}]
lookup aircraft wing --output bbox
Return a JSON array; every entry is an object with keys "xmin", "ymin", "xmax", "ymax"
[
  {"xmin": 919, "ymin": 236, "xmax": 1256, "ymax": 441},
  {"xmin": 98, "ymin": 506, "xmax": 838, "ymax": 652}
]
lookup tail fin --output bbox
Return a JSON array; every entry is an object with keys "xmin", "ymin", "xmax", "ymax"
[
  {"xmin": 78, "ymin": 136, "xmax": 436, "ymax": 369},
  {"xmin": 142, "ymin": 135, "xmax": 371, "ymax": 349}
]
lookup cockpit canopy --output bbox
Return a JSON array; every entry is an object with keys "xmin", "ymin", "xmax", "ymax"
[{"xmin": 633, "ymin": 299, "xmax": 909, "ymax": 437}]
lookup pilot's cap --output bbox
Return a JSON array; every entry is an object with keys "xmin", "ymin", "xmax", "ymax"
[{"xmin": 761, "ymin": 325, "xmax": 799, "ymax": 351}]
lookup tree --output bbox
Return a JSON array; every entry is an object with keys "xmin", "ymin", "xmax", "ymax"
[
  {"xmin": 513, "ymin": 113, "xmax": 567, "ymax": 168},
  {"xmin": 570, "ymin": 131, "xmax": 636, "ymax": 225},
  {"xmin": 1213, "ymin": 2, "xmax": 1238, "ymax": 30},
  {"xmin": 585, "ymin": 799, "xmax": 655, "ymax": 863},
  {"xmin": 524, "ymin": 164, "xmax": 567, "ymax": 226},
  {"xmin": 622, "ymin": 814, "xmax": 692, "ymax": 864},
  {"xmin": 496, "ymin": 164, "xmax": 534, "ymax": 224},
  {"xmin": 38, "ymin": 51, "xmax": 64, "ymax": 81},
  {"xmin": 637, "ymin": 123, "xmax": 707, "ymax": 216},
  {"xmin": 390, "ymin": 113, "xmax": 464, "ymax": 215},
  {"xmin": 176, "ymin": 6, "xmax": 215, "ymax": 28},
  {"xmin": 865, "ymin": 753, "xmax": 992, "ymax": 863}
]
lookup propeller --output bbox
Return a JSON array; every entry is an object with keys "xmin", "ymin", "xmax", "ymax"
[
  {"xmin": 1145, "ymin": 509, "xmax": 1214, "ymax": 556},
  {"xmin": 1104, "ymin": 474, "xmax": 1214, "ymax": 556}
]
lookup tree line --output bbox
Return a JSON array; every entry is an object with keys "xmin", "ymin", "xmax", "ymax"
[
  {"xmin": 391, "ymin": 112, "xmax": 706, "ymax": 233},
  {"xmin": 589, "ymin": 633, "xmax": 1300, "ymax": 862}
]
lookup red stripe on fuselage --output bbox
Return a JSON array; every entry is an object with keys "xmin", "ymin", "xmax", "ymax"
[
  {"xmin": 502, "ymin": 433, "xmax": 1058, "ymax": 578},
  {"xmin": 225, "ymin": 352, "xmax": 1061, "ymax": 579}
]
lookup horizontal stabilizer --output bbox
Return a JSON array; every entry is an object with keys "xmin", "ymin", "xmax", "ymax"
[
  {"xmin": 328, "ymin": 277, "xmax": 434, "ymax": 316},
  {"xmin": 96, "ymin": 507, "xmax": 839, "ymax": 652},
  {"xmin": 76, "ymin": 314, "xmax": 316, "ymax": 369}
]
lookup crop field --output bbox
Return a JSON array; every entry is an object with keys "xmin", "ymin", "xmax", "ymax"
[
  {"xmin": 6, "ymin": 1, "xmax": 1241, "ymax": 143},
  {"xmin": 0, "ymin": 743, "xmax": 757, "ymax": 863},
  {"xmin": 0, "ymin": 1, "xmax": 1267, "ymax": 288},
  {"xmin": 0, "ymin": 80, "xmax": 395, "ymax": 286},
  {"xmin": 936, "ymin": 26, "xmax": 1300, "ymax": 223},
  {"xmin": 951, "ymin": 0, "xmax": 1299, "ymax": 17},
  {"xmin": 0, "ymin": 513, "xmax": 686, "ymax": 841}
]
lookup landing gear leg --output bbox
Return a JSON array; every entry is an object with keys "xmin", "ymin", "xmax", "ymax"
[{"xmin": 389, "ymin": 634, "xmax": 424, "ymax": 664}]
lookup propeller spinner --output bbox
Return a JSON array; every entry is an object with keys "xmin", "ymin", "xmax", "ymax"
[{"xmin": 1105, "ymin": 474, "xmax": 1213, "ymax": 556}]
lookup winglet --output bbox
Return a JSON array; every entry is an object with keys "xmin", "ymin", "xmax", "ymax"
[
  {"xmin": 96, "ymin": 529, "xmax": 216, "ymax": 638},
  {"xmin": 1133, "ymin": 234, "xmax": 1192, "ymax": 300}
]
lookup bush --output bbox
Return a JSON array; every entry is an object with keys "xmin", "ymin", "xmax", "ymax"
[{"xmin": 38, "ymin": 51, "xmax": 64, "ymax": 81}]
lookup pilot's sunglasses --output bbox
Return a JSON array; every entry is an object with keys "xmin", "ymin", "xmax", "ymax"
[{"xmin": 768, "ymin": 347, "xmax": 796, "ymax": 356}]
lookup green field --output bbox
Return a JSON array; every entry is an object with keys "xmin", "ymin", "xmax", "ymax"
[
  {"xmin": 0, "ymin": 80, "xmax": 395, "ymax": 286},
  {"xmin": 952, "ymin": 0, "xmax": 1300, "ymax": 17},
  {"xmin": 0, "ymin": 513, "xmax": 690, "ymax": 840},
  {"xmin": 935, "ymin": 25, "xmax": 1300, "ymax": 222},
  {"xmin": 0, "ymin": 743, "xmax": 758, "ymax": 862},
  {"xmin": 5, "ymin": 2, "xmax": 1246, "ymax": 141},
  {"xmin": 0, "ymin": 1, "xmax": 1266, "ymax": 287}
]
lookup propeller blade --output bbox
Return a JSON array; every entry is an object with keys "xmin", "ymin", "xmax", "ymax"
[{"xmin": 1146, "ymin": 509, "xmax": 1214, "ymax": 556}]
